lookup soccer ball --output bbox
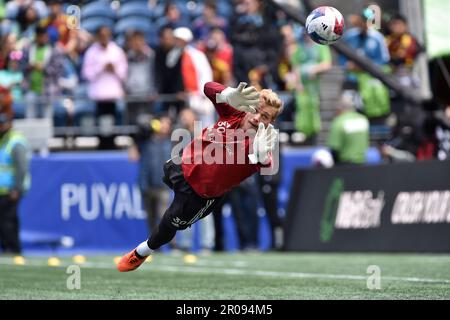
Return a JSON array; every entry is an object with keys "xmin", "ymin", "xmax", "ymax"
[{"xmin": 305, "ymin": 6, "xmax": 345, "ymax": 45}]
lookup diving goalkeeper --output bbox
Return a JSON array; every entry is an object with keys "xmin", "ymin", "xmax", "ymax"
[{"xmin": 117, "ymin": 81, "xmax": 282, "ymax": 272}]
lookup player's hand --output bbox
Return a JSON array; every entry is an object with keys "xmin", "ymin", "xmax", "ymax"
[
  {"xmin": 215, "ymin": 82, "xmax": 260, "ymax": 113},
  {"xmin": 248, "ymin": 123, "xmax": 278, "ymax": 165}
]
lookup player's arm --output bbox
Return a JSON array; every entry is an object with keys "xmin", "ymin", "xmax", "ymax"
[{"xmin": 204, "ymin": 81, "xmax": 260, "ymax": 118}]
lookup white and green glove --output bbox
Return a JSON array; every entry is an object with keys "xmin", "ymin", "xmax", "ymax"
[
  {"xmin": 216, "ymin": 82, "xmax": 260, "ymax": 113},
  {"xmin": 248, "ymin": 123, "xmax": 278, "ymax": 165}
]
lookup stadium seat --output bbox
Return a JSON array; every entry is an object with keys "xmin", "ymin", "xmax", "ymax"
[
  {"xmin": 149, "ymin": 3, "xmax": 165, "ymax": 21},
  {"xmin": 73, "ymin": 99, "xmax": 96, "ymax": 128},
  {"xmin": 217, "ymin": 0, "xmax": 233, "ymax": 18},
  {"xmin": 114, "ymin": 17, "xmax": 153, "ymax": 35},
  {"xmin": 12, "ymin": 102, "xmax": 26, "ymax": 119},
  {"xmin": 81, "ymin": 17, "xmax": 114, "ymax": 34},
  {"xmin": 119, "ymin": 0, "xmax": 149, "ymax": 3},
  {"xmin": 117, "ymin": 1, "xmax": 152, "ymax": 19},
  {"xmin": 176, "ymin": 0, "xmax": 203, "ymax": 22},
  {"xmin": 81, "ymin": 0, "xmax": 115, "ymax": 20}
]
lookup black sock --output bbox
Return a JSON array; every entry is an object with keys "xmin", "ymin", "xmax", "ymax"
[{"xmin": 147, "ymin": 221, "xmax": 177, "ymax": 250}]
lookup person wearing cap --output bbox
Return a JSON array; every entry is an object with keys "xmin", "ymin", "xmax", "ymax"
[
  {"xmin": 0, "ymin": 86, "xmax": 30, "ymax": 254},
  {"xmin": 171, "ymin": 27, "xmax": 215, "ymax": 126},
  {"xmin": 326, "ymin": 91, "xmax": 369, "ymax": 165}
]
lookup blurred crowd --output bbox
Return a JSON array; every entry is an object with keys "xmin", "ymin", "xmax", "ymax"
[
  {"xmin": 1, "ymin": 0, "xmax": 450, "ymax": 253},
  {"xmin": 0, "ymin": 0, "xmax": 447, "ymax": 161}
]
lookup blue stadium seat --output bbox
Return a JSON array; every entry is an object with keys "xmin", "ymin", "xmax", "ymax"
[
  {"xmin": 114, "ymin": 17, "xmax": 153, "ymax": 35},
  {"xmin": 81, "ymin": 1, "xmax": 115, "ymax": 20},
  {"xmin": 117, "ymin": 2, "xmax": 152, "ymax": 19},
  {"xmin": 149, "ymin": 3, "xmax": 165, "ymax": 21},
  {"xmin": 119, "ymin": 0, "xmax": 149, "ymax": 3},
  {"xmin": 81, "ymin": 17, "xmax": 114, "ymax": 34},
  {"xmin": 176, "ymin": 0, "xmax": 203, "ymax": 22},
  {"xmin": 73, "ymin": 99, "xmax": 96, "ymax": 127},
  {"xmin": 217, "ymin": 0, "xmax": 233, "ymax": 18}
]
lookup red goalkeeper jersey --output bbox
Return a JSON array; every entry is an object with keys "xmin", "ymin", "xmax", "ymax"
[{"xmin": 181, "ymin": 82, "xmax": 262, "ymax": 198}]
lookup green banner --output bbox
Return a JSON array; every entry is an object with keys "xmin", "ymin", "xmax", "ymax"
[{"xmin": 424, "ymin": 0, "xmax": 450, "ymax": 58}]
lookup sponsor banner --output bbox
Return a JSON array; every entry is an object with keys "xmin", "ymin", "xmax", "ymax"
[
  {"xmin": 19, "ymin": 152, "xmax": 148, "ymax": 251},
  {"xmin": 284, "ymin": 160, "xmax": 450, "ymax": 252}
]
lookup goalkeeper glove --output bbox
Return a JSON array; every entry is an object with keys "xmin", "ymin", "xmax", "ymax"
[
  {"xmin": 248, "ymin": 123, "xmax": 278, "ymax": 165},
  {"xmin": 216, "ymin": 82, "xmax": 260, "ymax": 113}
]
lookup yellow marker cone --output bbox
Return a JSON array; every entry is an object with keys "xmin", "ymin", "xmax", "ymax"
[
  {"xmin": 113, "ymin": 256, "xmax": 121, "ymax": 265},
  {"xmin": 183, "ymin": 254, "xmax": 198, "ymax": 264},
  {"xmin": 47, "ymin": 257, "xmax": 61, "ymax": 267},
  {"xmin": 73, "ymin": 255, "xmax": 86, "ymax": 264},
  {"xmin": 13, "ymin": 256, "xmax": 26, "ymax": 265}
]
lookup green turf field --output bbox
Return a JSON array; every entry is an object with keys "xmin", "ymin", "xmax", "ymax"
[{"xmin": 1, "ymin": 252, "xmax": 449, "ymax": 299}]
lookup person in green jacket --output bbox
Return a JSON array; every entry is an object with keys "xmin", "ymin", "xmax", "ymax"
[
  {"xmin": 327, "ymin": 90, "xmax": 369, "ymax": 165},
  {"xmin": 290, "ymin": 31, "xmax": 332, "ymax": 144}
]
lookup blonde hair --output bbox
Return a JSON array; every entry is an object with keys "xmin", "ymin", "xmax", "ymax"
[{"xmin": 260, "ymin": 89, "xmax": 284, "ymax": 119}]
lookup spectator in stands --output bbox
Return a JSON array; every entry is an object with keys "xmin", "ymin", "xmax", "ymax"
[
  {"xmin": 199, "ymin": 28, "xmax": 233, "ymax": 81},
  {"xmin": 0, "ymin": 49, "xmax": 25, "ymax": 118},
  {"xmin": 0, "ymin": 33, "xmax": 16, "ymax": 70},
  {"xmin": 380, "ymin": 104, "xmax": 428, "ymax": 162},
  {"xmin": 327, "ymin": 90, "xmax": 369, "ymax": 165},
  {"xmin": 66, "ymin": 29, "xmax": 91, "ymax": 79},
  {"xmin": 154, "ymin": 26, "xmax": 185, "ymax": 116},
  {"xmin": 230, "ymin": 0, "xmax": 283, "ymax": 89},
  {"xmin": 203, "ymin": 30, "xmax": 233, "ymax": 87},
  {"xmin": 339, "ymin": 8, "xmax": 391, "ymax": 123},
  {"xmin": 129, "ymin": 114, "xmax": 172, "ymax": 237},
  {"xmin": 82, "ymin": 25, "xmax": 128, "ymax": 149},
  {"xmin": 386, "ymin": 14, "xmax": 422, "ymax": 88},
  {"xmin": 283, "ymin": 24, "xmax": 332, "ymax": 145},
  {"xmin": 0, "ymin": 0, "xmax": 5, "ymax": 19},
  {"xmin": 172, "ymin": 27, "xmax": 214, "ymax": 126},
  {"xmin": 40, "ymin": 0, "xmax": 77, "ymax": 53},
  {"xmin": 156, "ymin": 2, "xmax": 189, "ymax": 33},
  {"xmin": 0, "ymin": 86, "xmax": 30, "ymax": 254},
  {"xmin": 13, "ymin": 4, "xmax": 40, "ymax": 49},
  {"xmin": 24, "ymin": 25, "xmax": 53, "ymax": 118},
  {"xmin": 5, "ymin": 0, "xmax": 47, "ymax": 22},
  {"xmin": 433, "ymin": 105, "xmax": 450, "ymax": 161},
  {"xmin": 125, "ymin": 30, "xmax": 156, "ymax": 125},
  {"xmin": 192, "ymin": 0, "xmax": 228, "ymax": 43},
  {"xmin": 386, "ymin": 14, "xmax": 423, "ymax": 118}
]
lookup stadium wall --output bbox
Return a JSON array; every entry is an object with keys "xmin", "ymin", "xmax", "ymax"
[{"xmin": 284, "ymin": 160, "xmax": 450, "ymax": 252}]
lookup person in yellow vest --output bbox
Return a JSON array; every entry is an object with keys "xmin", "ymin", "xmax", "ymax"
[{"xmin": 0, "ymin": 86, "xmax": 30, "ymax": 254}]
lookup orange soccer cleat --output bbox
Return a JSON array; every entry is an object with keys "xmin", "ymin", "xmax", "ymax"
[{"xmin": 117, "ymin": 249, "xmax": 148, "ymax": 272}]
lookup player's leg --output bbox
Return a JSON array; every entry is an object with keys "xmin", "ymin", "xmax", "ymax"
[
  {"xmin": 146, "ymin": 191, "xmax": 224, "ymax": 250},
  {"xmin": 117, "ymin": 191, "xmax": 220, "ymax": 272}
]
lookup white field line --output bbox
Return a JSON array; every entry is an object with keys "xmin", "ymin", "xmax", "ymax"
[{"xmin": 1, "ymin": 259, "xmax": 450, "ymax": 285}]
